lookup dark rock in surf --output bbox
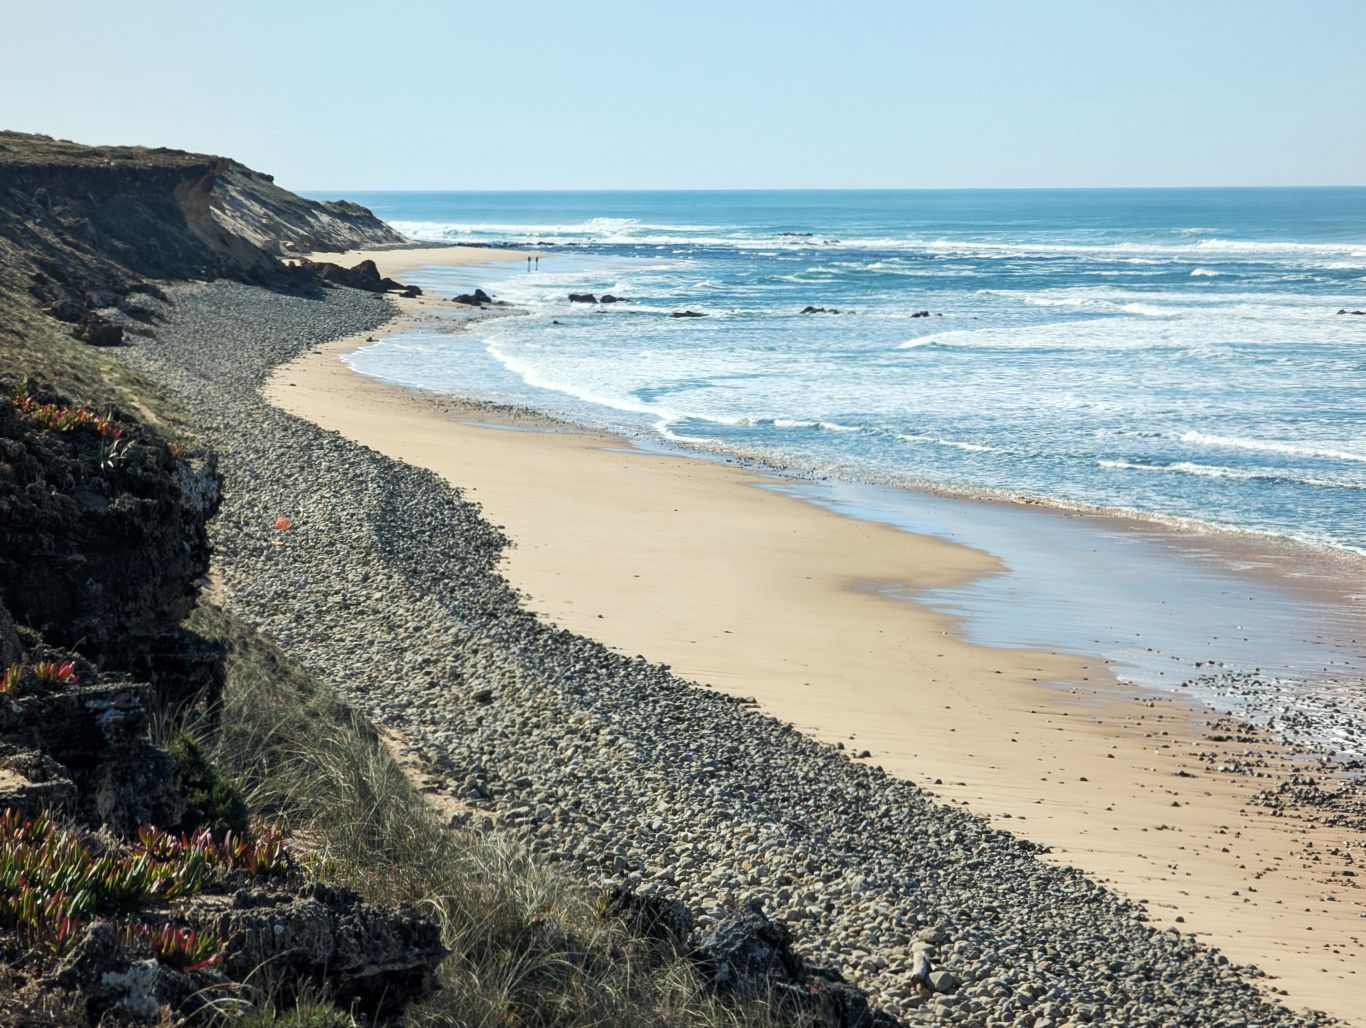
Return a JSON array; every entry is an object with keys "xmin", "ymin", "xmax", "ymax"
[
  {"xmin": 600, "ymin": 294, "xmax": 628, "ymax": 303},
  {"xmin": 452, "ymin": 288, "xmax": 492, "ymax": 306},
  {"xmin": 670, "ymin": 310, "xmax": 706, "ymax": 318},
  {"xmin": 569, "ymin": 293, "xmax": 598, "ymax": 303},
  {"xmin": 801, "ymin": 306, "xmax": 841, "ymax": 314}
]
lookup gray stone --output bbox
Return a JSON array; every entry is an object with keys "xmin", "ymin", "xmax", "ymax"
[{"xmin": 928, "ymin": 969, "xmax": 959, "ymax": 994}]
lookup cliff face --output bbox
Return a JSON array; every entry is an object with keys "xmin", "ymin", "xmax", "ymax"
[
  {"xmin": 0, "ymin": 130, "xmax": 407, "ymax": 321},
  {"xmin": 212, "ymin": 163, "xmax": 407, "ymax": 254}
]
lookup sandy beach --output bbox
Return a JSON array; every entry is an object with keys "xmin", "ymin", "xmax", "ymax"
[
  {"xmin": 299, "ymin": 243, "xmax": 543, "ymax": 280},
  {"xmin": 267, "ymin": 248, "xmax": 1365, "ymax": 1021}
]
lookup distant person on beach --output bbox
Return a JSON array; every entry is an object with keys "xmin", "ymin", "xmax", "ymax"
[
  {"xmin": 535, "ymin": 256, "xmax": 539, "ymax": 269},
  {"xmin": 527, "ymin": 256, "xmax": 531, "ymax": 271}
]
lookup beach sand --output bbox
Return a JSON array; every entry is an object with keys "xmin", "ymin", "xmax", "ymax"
[
  {"xmin": 299, "ymin": 243, "xmax": 543, "ymax": 280},
  {"xmin": 267, "ymin": 250, "xmax": 1365, "ymax": 1022}
]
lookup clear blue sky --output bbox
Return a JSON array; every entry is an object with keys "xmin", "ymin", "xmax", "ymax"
[{"xmin": 6, "ymin": 0, "xmax": 1364, "ymax": 191}]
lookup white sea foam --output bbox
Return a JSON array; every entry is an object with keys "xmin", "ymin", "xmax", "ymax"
[
  {"xmin": 1190, "ymin": 268, "xmax": 1223, "ymax": 277},
  {"xmin": 897, "ymin": 433, "xmax": 1004, "ymax": 454},
  {"xmin": 1118, "ymin": 302, "xmax": 1177, "ymax": 317},
  {"xmin": 389, "ymin": 218, "xmax": 1366, "ymax": 266},
  {"xmin": 1098, "ymin": 459, "xmax": 1361, "ymax": 489},
  {"xmin": 1177, "ymin": 430, "xmax": 1366, "ymax": 464}
]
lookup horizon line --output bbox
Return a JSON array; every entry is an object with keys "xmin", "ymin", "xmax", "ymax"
[{"xmin": 298, "ymin": 183, "xmax": 1366, "ymax": 195}]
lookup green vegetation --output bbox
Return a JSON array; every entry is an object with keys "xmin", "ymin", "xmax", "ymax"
[
  {"xmin": 189, "ymin": 603, "xmax": 807, "ymax": 1027},
  {"xmin": 167, "ymin": 730, "xmax": 251, "ymax": 835},
  {"xmin": 0, "ymin": 808, "xmax": 288, "ymax": 963},
  {"xmin": 11, "ymin": 377, "xmax": 123, "ymax": 438},
  {"xmin": 238, "ymin": 1005, "xmax": 358, "ymax": 1028}
]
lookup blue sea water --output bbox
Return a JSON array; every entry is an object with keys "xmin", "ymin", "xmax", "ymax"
[{"xmin": 331, "ymin": 189, "xmax": 1366, "ymax": 556}]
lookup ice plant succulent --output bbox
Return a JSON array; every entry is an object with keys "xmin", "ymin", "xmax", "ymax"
[
  {"xmin": 133, "ymin": 823, "xmax": 291, "ymax": 876},
  {"xmin": 0, "ymin": 811, "xmax": 293, "ymax": 961},
  {"xmin": 118, "ymin": 921, "xmax": 223, "ymax": 972},
  {"xmin": 0, "ymin": 665, "xmax": 18, "ymax": 693},
  {"xmin": 11, "ymin": 381, "xmax": 123, "ymax": 440},
  {"xmin": 31, "ymin": 660, "xmax": 78, "ymax": 687}
]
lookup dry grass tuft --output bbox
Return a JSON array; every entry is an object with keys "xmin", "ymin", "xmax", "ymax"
[{"xmin": 187, "ymin": 604, "xmax": 808, "ymax": 1027}]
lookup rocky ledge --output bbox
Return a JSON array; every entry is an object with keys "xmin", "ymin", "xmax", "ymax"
[{"xmin": 0, "ymin": 379, "xmax": 446, "ymax": 1024}]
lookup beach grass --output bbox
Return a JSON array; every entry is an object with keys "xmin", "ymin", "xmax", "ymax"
[{"xmin": 185, "ymin": 602, "xmax": 807, "ymax": 1027}]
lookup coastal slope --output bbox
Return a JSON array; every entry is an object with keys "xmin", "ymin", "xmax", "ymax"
[{"xmin": 0, "ymin": 130, "xmax": 407, "ymax": 342}]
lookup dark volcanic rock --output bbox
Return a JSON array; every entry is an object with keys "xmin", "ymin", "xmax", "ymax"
[
  {"xmin": 691, "ymin": 904, "xmax": 896, "ymax": 1027},
  {"xmin": 0, "ymin": 675, "xmax": 185, "ymax": 831},
  {"xmin": 42, "ymin": 297, "xmax": 85, "ymax": 323},
  {"xmin": 72, "ymin": 311, "xmax": 124, "ymax": 346},
  {"xmin": 0, "ymin": 745, "xmax": 78, "ymax": 818},
  {"xmin": 604, "ymin": 885, "xmax": 693, "ymax": 948},
  {"xmin": 801, "ymin": 306, "xmax": 841, "ymax": 314},
  {"xmin": 569, "ymin": 293, "xmax": 598, "ymax": 303},
  {"xmin": 0, "ymin": 603, "xmax": 19, "ymax": 668},
  {"xmin": 325, "ymin": 257, "xmax": 382, "ymax": 289},
  {"xmin": 298, "ymin": 258, "xmax": 416, "ymax": 296},
  {"xmin": 0, "ymin": 389, "xmax": 220, "ymax": 670},
  {"xmin": 196, "ymin": 882, "xmax": 446, "ymax": 1017},
  {"xmin": 452, "ymin": 288, "xmax": 493, "ymax": 306},
  {"xmin": 1338, "ymin": 308, "xmax": 1366, "ymax": 315},
  {"xmin": 600, "ymin": 294, "xmax": 627, "ymax": 303},
  {"xmin": 39, "ymin": 883, "xmax": 444, "ymax": 1025},
  {"xmin": 691, "ymin": 905, "xmax": 805, "ymax": 990},
  {"xmin": 51, "ymin": 922, "xmax": 190, "ymax": 1024},
  {"xmin": 670, "ymin": 310, "xmax": 706, "ymax": 318}
]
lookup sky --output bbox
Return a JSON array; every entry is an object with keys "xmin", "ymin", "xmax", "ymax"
[{"xmin": 5, "ymin": 0, "xmax": 1365, "ymax": 191}]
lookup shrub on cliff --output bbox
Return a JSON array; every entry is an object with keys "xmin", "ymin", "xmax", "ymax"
[{"xmin": 167, "ymin": 731, "xmax": 249, "ymax": 835}]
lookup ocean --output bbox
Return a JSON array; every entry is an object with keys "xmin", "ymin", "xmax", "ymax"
[{"xmin": 329, "ymin": 188, "xmax": 1366, "ymax": 556}]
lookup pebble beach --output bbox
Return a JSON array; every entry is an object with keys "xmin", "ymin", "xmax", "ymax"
[{"xmin": 116, "ymin": 278, "xmax": 1359, "ymax": 1027}]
